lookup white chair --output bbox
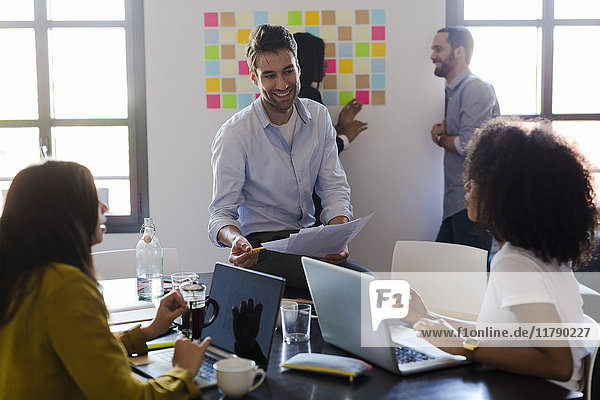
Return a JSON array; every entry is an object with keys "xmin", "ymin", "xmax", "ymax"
[
  {"xmin": 583, "ymin": 314, "xmax": 600, "ymax": 400},
  {"xmin": 391, "ymin": 240, "xmax": 488, "ymax": 321},
  {"xmin": 92, "ymin": 248, "xmax": 180, "ymax": 280}
]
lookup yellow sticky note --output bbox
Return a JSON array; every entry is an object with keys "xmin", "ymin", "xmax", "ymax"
[
  {"xmin": 338, "ymin": 74, "xmax": 354, "ymax": 89},
  {"xmin": 355, "ymin": 58, "xmax": 370, "ymax": 73},
  {"xmin": 337, "ymin": 10, "xmax": 352, "ymax": 25},
  {"xmin": 206, "ymin": 78, "xmax": 220, "ymax": 92},
  {"xmin": 236, "ymin": 12, "xmax": 252, "ymax": 26},
  {"xmin": 354, "ymin": 26, "xmax": 370, "ymax": 41},
  {"xmin": 339, "ymin": 59, "xmax": 353, "ymax": 73},
  {"xmin": 237, "ymin": 77, "xmax": 254, "ymax": 92},
  {"xmin": 237, "ymin": 44, "xmax": 246, "ymax": 59},
  {"xmin": 220, "ymin": 60, "xmax": 237, "ymax": 75},
  {"xmin": 220, "ymin": 28, "xmax": 236, "ymax": 44},
  {"xmin": 320, "ymin": 26, "xmax": 337, "ymax": 41},
  {"xmin": 270, "ymin": 10, "xmax": 286, "ymax": 26},
  {"xmin": 238, "ymin": 29, "xmax": 251, "ymax": 44},
  {"xmin": 305, "ymin": 11, "xmax": 319, "ymax": 25},
  {"xmin": 372, "ymin": 42, "xmax": 386, "ymax": 57}
]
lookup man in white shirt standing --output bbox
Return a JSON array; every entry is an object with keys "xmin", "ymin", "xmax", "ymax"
[{"xmin": 209, "ymin": 25, "xmax": 357, "ymax": 290}]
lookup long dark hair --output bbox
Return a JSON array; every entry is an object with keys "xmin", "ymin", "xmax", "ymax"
[
  {"xmin": 293, "ymin": 32, "xmax": 325, "ymax": 88},
  {"xmin": 465, "ymin": 118, "xmax": 598, "ymax": 267},
  {"xmin": 0, "ymin": 161, "xmax": 99, "ymax": 327}
]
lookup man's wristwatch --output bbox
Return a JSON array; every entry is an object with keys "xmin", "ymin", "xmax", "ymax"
[
  {"xmin": 433, "ymin": 132, "xmax": 443, "ymax": 146},
  {"xmin": 462, "ymin": 336, "xmax": 479, "ymax": 361}
]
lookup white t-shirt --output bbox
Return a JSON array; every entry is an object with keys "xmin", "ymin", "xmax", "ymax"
[
  {"xmin": 478, "ymin": 242, "xmax": 589, "ymax": 391},
  {"xmin": 275, "ymin": 106, "xmax": 299, "ymax": 146}
]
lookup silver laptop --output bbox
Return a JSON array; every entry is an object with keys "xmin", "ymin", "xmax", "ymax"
[
  {"xmin": 132, "ymin": 263, "xmax": 285, "ymax": 388},
  {"xmin": 301, "ymin": 257, "xmax": 468, "ymax": 375}
]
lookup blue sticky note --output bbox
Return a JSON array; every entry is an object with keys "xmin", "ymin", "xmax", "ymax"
[
  {"xmin": 371, "ymin": 58, "xmax": 385, "ymax": 73},
  {"xmin": 204, "ymin": 29, "xmax": 219, "ymax": 44},
  {"xmin": 371, "ymin": 9, "xmax": 385, "ymax": 25},
  {"xmin": 338, "ymin": 42, "xmax": 353, "ymax": 58},
  {"xmin": 254, "ymin": 11, "xmax": 269, "ymax": 26},
  {"xmin": 323, "ymin": 91, "xmax": 337, "ymax": 106},
  {"xmin": 205, "ymin": 60, "xmax": 220, "ymax": 76},
  {"xmin": 238, "ymin": 93, "xmax": 254, "ymax": 108},
  {"xmin": 371, "ymin": 74, "xmax": 386, "ymax": 89},
  {"xmin": 305, "ymin": 26, "xmax": 320, "ymax": 37}
]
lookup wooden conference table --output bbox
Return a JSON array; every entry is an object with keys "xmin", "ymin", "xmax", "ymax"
[{"xmin": 102, "ymin": 276, "xmax": 582, "ymax": 400}]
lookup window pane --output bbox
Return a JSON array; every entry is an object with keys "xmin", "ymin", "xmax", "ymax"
[
  {"xmin": 553, "ymin": 27, "xmax": 600, "ymax": 114},
  {"xmin": 0, "ymin": 128, "xmax": 40, "ymax": 178},
  {"xmin": 0, "ymin": 29, "xmax": 38, "ymax": 119},
  {"xmin": 468, "ymin": 27, "xmax": 541, "ymax": 115},
  {"xmin": 47, "ymin": 0, "xmax": 125, "ymax": 21},
  {"xmin": 52, "ymin": 126, "xmax": 130, "ymax": 177},
  {"xmin": 48, "ymin": 28, "xmax": 128, "ymax": 119},
  {"xmin": 464, "ymin": 0, "xmax": 542, "ymax": 20},
  {"xmin": 0, "ymin": 0, "xmax": 34, "ymax": 21},
  {"xmin": 94, "ymin": 179, "xmax": 131, "ymax": 216},
  {"xmin": 555, "ymin": 0, "xmax": 600, "ymax": 19},
  {"xmin": 552, "ymin": 121, "xmax": 600, "ymax": 169}
]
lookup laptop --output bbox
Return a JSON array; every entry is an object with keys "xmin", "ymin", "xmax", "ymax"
[
  {"xmin": 132, "ymin": 263, "xmax": 285, "ymax": 388},
  {"xmin": 301, "ymin": 257, "xmax": 468, "ymax": 375}
]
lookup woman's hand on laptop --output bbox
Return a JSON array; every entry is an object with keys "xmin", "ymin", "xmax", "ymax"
[
  {"xmin": 172, "ymin": 336, "xmax": 212, "ymax": 376},
  {"xmin": 402, "ymin": 289, "xmax": 429, "ymax": 326},
  {"xmin": 143, "ymin": 290, "xmax": 189, "ymax": 341}
]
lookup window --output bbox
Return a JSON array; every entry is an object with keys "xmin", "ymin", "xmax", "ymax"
[
  {"xmin": 447, "ymin": 0, "xmax": 600, "ymax": 194},
  {"xmin": 0, "ymin": 0, "xmax": 148, "ymax": 232}
]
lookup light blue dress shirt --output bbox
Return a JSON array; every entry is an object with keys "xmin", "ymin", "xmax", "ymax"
[
  {"xmin": 443, "ymin": 68, "xmax": 500, "ymax": 219},
  {"xmin": 208, "ymin": 96, "xmax": 353, "ymax": 247}
]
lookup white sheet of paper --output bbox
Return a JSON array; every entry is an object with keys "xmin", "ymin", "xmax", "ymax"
[{"xmin": 261, "ymin": 213, "xmax": 374, "ymax": 257}]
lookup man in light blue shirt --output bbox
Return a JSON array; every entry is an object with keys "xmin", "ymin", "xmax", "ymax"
[
  {"xmin": 429, "ymin": 26, "xmax": 500, "ymax": 253},
  {"xmin": 209, "ymin": 25, "xmax": 354, "ymax": 289}
]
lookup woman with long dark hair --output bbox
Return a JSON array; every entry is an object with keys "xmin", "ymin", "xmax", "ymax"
[
  {"xmin": 407, "ymin": 119, "xmax": 598, "ymax": 390},
  {"xmin": 0, "ymin": 161, "xmax": 210, "ymax": 399}
]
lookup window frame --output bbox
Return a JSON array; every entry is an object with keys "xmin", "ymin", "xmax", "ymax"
[{"xmin": 0, "ymin": 0, "xmax": 149, "ymax": 233}]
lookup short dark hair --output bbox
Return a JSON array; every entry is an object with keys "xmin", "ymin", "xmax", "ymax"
[
  {"xmin": 293, "ymin": 32, "xmax": 325, "ymax": 87},
  {"xmin": 464, "ymin": 118, "xmax": 598, "ymax": 268},
  {"xmin": 438, "ymin": 26, "xmax": 474, "ymax": 64},
  {"xmin": 246, "ymin": 24, "xmax": 297, "ymax": 73},
  {"xmin": 0, "ymin": 161, "xmax": 99, "ymax": 327}
]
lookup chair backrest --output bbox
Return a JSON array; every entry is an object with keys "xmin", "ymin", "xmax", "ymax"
[
  {"xmin": 391, "ymin": 240, "xmax": 488, "ymax": 320},
  {"xmin": 583, "ymin": 314, "xmax": 600, "ymax": 400},
  {"xmin": 92, "ymin": 248, "xmax": 180, "ymax": 280}
]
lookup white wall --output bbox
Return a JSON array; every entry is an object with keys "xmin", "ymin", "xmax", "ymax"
[{"xmin": 93, "ymin": 0, "xmax": 446, "ymax": 273}]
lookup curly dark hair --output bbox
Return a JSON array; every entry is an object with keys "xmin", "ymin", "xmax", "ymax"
[
  {"xmin": 464, "ymin": 118, "xmax": 597, "ymax": 268},
  {"xmin": 246, "ymin": 24, "xmax": 297, "ymax": 74}
]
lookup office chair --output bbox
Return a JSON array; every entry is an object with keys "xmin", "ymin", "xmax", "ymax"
[
  {"xmin": 391, "ymin": 240, "xmax": 488, "ymax": 321},
  {"xmin": 583, "ymin": 314, "xmax": 600, "ymax": 400},
  {"xmin": 92, "ymin": 248, "xmax": 180, "ymax": 280}
]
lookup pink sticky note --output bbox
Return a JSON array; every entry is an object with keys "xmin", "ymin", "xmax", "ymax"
[
  {"xmin": 204, "ymin": 13, "xmax": 218, "ymax": 27},
  {"xmin": 372, "ymin": 26, "xmax": 385, "ymax": 41},
  {"xmin": 356, "ymin": 90, "xmax": 370, "ymax": 105},
  {"xmin": 238, "ymin": 61, "xmax": 250, "ymax": 75},
  {"xmin": 207, "ymin": 94, "xmax": 220, "ymax": 108},
  {"xmin": 325, "ymin": 59, "xmax": 336, "ymax": 74}
]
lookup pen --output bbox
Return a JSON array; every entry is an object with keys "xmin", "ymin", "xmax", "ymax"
[
  {"xmin": 147, "ymin": 341, "xmax": 175, "ymax": 350},
  {"xmin": 251, "ymin": 246, "xmax": 265, "ymax": 251}
]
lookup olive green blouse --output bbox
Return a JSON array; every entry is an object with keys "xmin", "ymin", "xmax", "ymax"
[{"xmin": 0, "ymin": 263, "xmax": 201, "ymax": 399}]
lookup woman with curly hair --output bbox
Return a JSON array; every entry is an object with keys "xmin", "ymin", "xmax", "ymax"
[
  {"xmin": 0, "ymin": 160, "xmax": 211, "ymax": 399},
  {"xmin": 406, "ymin": 118, "xmax": 598, "ymax": 390}
]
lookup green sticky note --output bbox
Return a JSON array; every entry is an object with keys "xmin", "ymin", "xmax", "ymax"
[
  {"xmin": 288, "ymin": 11, "xmax": 302, "ymax": 25},
  {"xmin": 356, "ymin": 42, "xmax": 370, "ymax": 57},
  {"xmin": 339, "ymin": 91, "xmax": 353, "ymax": 106},
  {"xmin": 222, "ymin": 94, "xmax": 237, "ymax": 109},
  {"xmin": 205, "ymin": 45, "xmax": 219, "ymax": 60}
]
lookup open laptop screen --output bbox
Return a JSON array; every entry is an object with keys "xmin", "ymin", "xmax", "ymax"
[{"xmin": 202, "ymin": 263, "xmax": 285, "ymax": 369}]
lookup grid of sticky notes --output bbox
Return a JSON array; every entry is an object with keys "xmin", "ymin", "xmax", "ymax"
[{"xmin": 203, "ymin": 9, "xmax": 386, "ymax": 109}]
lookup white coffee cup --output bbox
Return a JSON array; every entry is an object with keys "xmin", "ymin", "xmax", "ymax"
[{"xmin": 213, "ymin": 357, "xmax": 265, "ymax": 398}]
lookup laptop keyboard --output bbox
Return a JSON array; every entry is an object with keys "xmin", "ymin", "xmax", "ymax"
[
  {"xmin": 153, "ymin": 349, "xmax": 218, "ymax": 382},
  {"xmin": 395, "ymin": 345, "xmax": 435, "ymax": 364}
]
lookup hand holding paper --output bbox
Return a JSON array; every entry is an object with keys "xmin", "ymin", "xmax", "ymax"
[{"xmin": 261, "ymin": 213, "xmax": 374, "ymax": 258}]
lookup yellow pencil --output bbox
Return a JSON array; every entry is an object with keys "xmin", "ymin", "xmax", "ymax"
[
  {"xmin": 251, "ymin": 246, "xmax": 265, "ymax": 251},
  {"xmin": 147, "ymin": 341, "xmax": 175, "ymax": 350}
]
